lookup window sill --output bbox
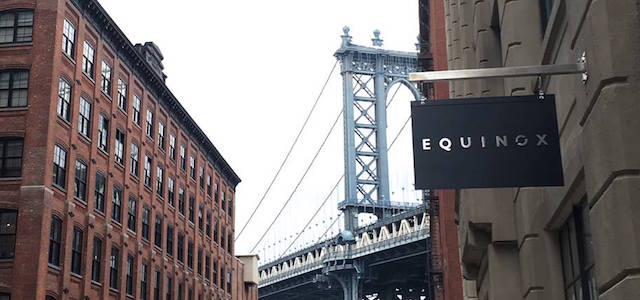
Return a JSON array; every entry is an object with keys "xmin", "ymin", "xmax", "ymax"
[
  {"xmin": 70, "ymin": 272, "xmax": 83, "ymax": 281},
  {"xmin": 73, "ymin": 197, "xmax": 88, "ymax": 207},
  {"xmin": 56, "ymin": 116, "xmax": 72, "ymax": 129},
  {"xmin": 0, "ymin": 107, "xmax": 28, "ymax": 114},
  {"xmin": 114, "ymin": 161, "xmax": 125, "ymax": 171},
  {"xmin": 94, "ymin": 209, "xmax": 106, "ymax": 219},
  {"xmin": 125, "ymin": 294, "xmax": 134, "ymax": 300},
  {"xmin": 48, "ymin": 263, "xmax": 62, "ymax": 272},
  {"xmin": 109, "ymin": 288, "xmax": 119, "ymax": 295},
  {"xmin": 78, "ymin": 133, "xmax": 92, "ymax": 146},
  {"xmin": 101, "ymin": 91, "xmax": 112, "ymax": 101},
  {"xmin": 0, "ymin": 41, "xmax": 33, "ymax": 49},
  {"xmin": 82, "ymin": 72, "xmax": 95, "ymax": 85},
  {"xmin": 111, "ymin": 220, "xmax": 123, "ymax": 229},
  {"xmin": 62, "ymin": 52, "xmax": 76, "ymax": 65},
  {"xmin": 52, "ymin": 183, "xmax": 67, "ymax": 194},
  {"xmin": 127, "ymin": 228, "xmax": 136, "ymax": 236},
  {"xmin": 97, "ymin": 147, "xmax": 109, "ymax": 159},
  {"xmin": 0, "ymin": 177, "xmax": 21, "ymax": 183},
  {"xmin": 91, "ymin": 280, "xmax": 102, "ymax": 287}
]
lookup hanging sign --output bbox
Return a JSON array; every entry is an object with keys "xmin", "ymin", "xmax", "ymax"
[{"xmin": 411, "ymin": 95, "xmax": 564, "ymax": 189}]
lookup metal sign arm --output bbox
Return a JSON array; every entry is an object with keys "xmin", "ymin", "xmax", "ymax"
[{"xmin": 409, "ymin": 61, "xmax": 586, "ymax": 82}]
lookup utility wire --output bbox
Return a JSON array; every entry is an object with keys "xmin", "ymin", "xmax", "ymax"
[
  {"xmin": 250, "ymin": 108, "xmax": 344, "ymax": 253},
  {"xmin": 235, "ymin": 60, "xmax": 338, "ymax": 242}
]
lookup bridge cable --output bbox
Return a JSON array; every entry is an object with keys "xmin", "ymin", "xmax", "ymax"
[
  {"xmin": 250, "ymin": 108, "xmax": 345, "ymax": 253},
  {"xmin": 235, "ymin": 60, "xmax": 339, "ymax": 242},
  {"xmin": 275, "ymin": 90, "xmax": 410, "ymax": 259},
  {"xmin": 276, "ymin": 174, "xmax": 345, "ymax": 259}
]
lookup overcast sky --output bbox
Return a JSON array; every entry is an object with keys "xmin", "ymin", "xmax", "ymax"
[{"xmin": 99, "ymin": 0, "xmax": 420, "ymax": 260}]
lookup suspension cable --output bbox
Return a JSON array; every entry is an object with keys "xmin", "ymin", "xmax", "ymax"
[
  {"xmin": 250, "ymin": 108, "xmax": 344, "ymax": 252},
  {"xmin": 235, "ymin": 60, "xmax": 338, "ymax": 242}
]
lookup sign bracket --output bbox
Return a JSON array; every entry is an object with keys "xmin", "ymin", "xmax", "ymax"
[{"xmin": 409, "ymin": 52, "xmax": 588, "ymax": 84}]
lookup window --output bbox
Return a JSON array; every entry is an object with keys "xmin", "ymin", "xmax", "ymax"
[
  {"xmin": 101, "ymin": 61, "xmax": 112, "ymax": 95},
  {"xmin": 205, "ymin": 212, "xmax": 211, "ymax": 237},
  {"xmin": 48, "ymin": 215, "xmax": 62, "ymax": 266},
  {"xmin": 560, "ymin": 201, "xmax": 597, "ymax": 300},
  {"xmin": 178, "ymin": 188, "xmax": 185, "ymax": 215},
  {"xmin": 220, "ymin": 226, "xmax": 225, "ymax": 250},
  {"xmin": 158, "ymin": 122, "xmax": 165, "ymax": 150},
  {"xmin": 221, "ymin": 266, "xmax": 225, "ymax": 290},
  {"xmin": 62, "ymin": 19, "xmax": 75, "ymax": 57},
  {"xmin": 189, "ymin": 156, "xmax": 195, "ymax": 179},
  {"xmin": 133, "ymin": 95, "xmax": 141, "ymax": 125},
  {"xmin": 199, "ymin": 167, "xmax": 204, "ymax": 188},
  {"xmin": 188, "ymin": 196, "xmax": 194, "ymax": 223},
  {"xmin": 0, "ymin": 69, "xmax": 29, "ymax": 108},
  {"xmin": 94, "ymin": 172, "xmax": 105, "ymax": 213},
  {"xmin": 154, "ymin": 215, "xmax": 162, "ymax": 249},
  {"xmin": 74, "ymin": 160, "xmax": 87, "ymax": 201},
  {"xmin": 156, "ymin": 165, "xmax": 164, "ymax": 197},
  {"xmin": 117, "ymin": 79, "xmax": 127, "ymax": 111},
  {"xmin": 140, "ymin": 262, "xmax": 149, "ymax": 300},
  {"xmin": 221, "ymin": 192, "xmax": 226, "ymax": 212},
  {"xmin": 178, "ymin": 283, "xmax": 183, "ymax": 300},
  {"xmin": 179, "ymin": 145, "xmax": 186, "ymax": 170},
  {"xmin": 213, "ymin": 259, "xmax": 218, "ymax": 286},
  {"xmin": 127, "ymin": 197, "xmax": 137, "ymax": 232},
  {"xmin": 0, "ymin": 210, "xmax": 17, "ymax": 259},
  {"xmin": 92, "ymin": 237, "xmax": 102, "ymax": 282},
  {"xmin": 169, "ymin": 135, "xmax": 176, "ymax": 160},
  {"xmin": 142, "ymin": 207, "xmax": 150, "ymax": 240},
  {"xmin": 188, "ymin": 289, "xmax": 192, "ymax": 300},
  {"xmin": 0, "ymin": 138, "xmax": 23, "ymax": 178},
  {"xmin": 154, "ymin": 270, "xmax": 161, "ymax": 300},
  {"xmin": 206, "ymin": 175, "xmax": 212, "ymax": 197},
  {"xmin": 166, "ymin": 276, "xmax": 173, "ymax": 300},
  {"xmin": 228, "ymin": 194, "xmax": 233, "ymax": 217},
  {"xmin": 205, "ymin": 254, "xmax": 210, "ymax": 281},
  {"xmin": 112, "ymin": 186, "xmax": 122, "ymax": 223},
  {"xmin": 126, "ymin": 255, "xmax": 134, "ymax": 295},
  {"xmin": 197, "ymin": 248, "xmax": 202, "ymax": 275},
  {"xmin": 146, "ymin": 109, "xmax": 153, "ymax": 138},
  {"xmin": 213, "ymin": 218, "xmax": 218, "ymax": 243},
  {"xmin": 52, "ymin": 144, "xmax": 67, "ymax": 188},
  {"xmin": 71, "ymin": 227, "xmax": 83, "ymax": 275},
  {"xmin": 144, "ymin": 155, "xmax": 152, "ymax": 188},
  {"xmin": 226, "ymin": 270, "xmax": 232, "ymax": 293},
  {"xmin": 109, "ymin": 247, "xmax": 120, "ymax": 289},
  {"xmin": 227, "ymin": 233, "xmax": 233, "ymax": 255},
  {"xmin": 57, "ymin": 78, "xmax": 71, "ymax": 121},
  {"xmin": 168, "ymin": 177, "xmax": 175, "ymax": 207},
  {"xmin": 98, "ymin": 114, "xmax": 109, "ymax": 152},
  {"xmin": 166, "ymin": 225, "xmax": 174, "ymax": 257},
  {"xmin": 177, "ymin": 232, "xmax": 184, "ymax": 263},
  {"xmin": 130, "ymin": 142, "xmax": 139, "ymax": 176},
  {"xmin": 114, "ymin": 129, "xmax": 125, "ymax": 165},
  {"xmin": 214, "ymin": 181, "xmax": 219, "ymax": 204},
  {"xmin": 78, "ymin": 97, "xmax": 91, "ymax": 137},
  {"xmin": 187, "ymin": 241, "xmax": 193, "ymax": 269},
  {"xmin": 82, "ymin": 41, "xmax": 95, "ymax": 77},
  {"xmin": 198, "ymin": 205, "xmax": 203, "ymax": 231},
  {"xmin": 0, "ymin": 10, "xmax": 33, "ymax": 44}
]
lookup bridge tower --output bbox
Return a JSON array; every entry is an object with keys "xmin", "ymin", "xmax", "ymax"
[
  {"xmin": 335, "ymin": 26, "xmax": 421, "ymax": 231},
  {"xmin": 333, "ymin": 27, "xmax": 423, "ymax": 299}
]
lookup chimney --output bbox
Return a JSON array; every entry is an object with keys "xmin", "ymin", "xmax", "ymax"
[{"xmin": 135, "ymin": 42, "xmax": 167, "ymax": 82}]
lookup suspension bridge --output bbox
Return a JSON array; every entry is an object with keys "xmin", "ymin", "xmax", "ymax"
[{"xmin": 235, "ymin": 27, "xmax": 438, "ymax": 300}]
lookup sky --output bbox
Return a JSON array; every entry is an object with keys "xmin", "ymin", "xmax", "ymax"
[{"xmin": 98, "ymin": 0, "xmax": 421, "ymax": 261}]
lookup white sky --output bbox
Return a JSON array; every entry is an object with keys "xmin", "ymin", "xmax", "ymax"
[{"xmin": 99, "ymin": 0, "xmax": 421, "ymax": 261}]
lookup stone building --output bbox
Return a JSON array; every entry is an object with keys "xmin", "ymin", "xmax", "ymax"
[
  {"xmin": 0, "ymin": 0, "xmax": 257, "ymax": 299},
  {"xmin": 441, "ymin": 0, "xmax": 640, "ymax": 299}
]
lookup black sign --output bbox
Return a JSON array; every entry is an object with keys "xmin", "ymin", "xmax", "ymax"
[{"xmin": 411, "ymin": 95, "xmax": 564, "ymax": 189}]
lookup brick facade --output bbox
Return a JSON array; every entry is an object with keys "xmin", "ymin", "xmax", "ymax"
[{"xmin": 0, "ymin": 0, "xmax": 255, "ymax": 299}]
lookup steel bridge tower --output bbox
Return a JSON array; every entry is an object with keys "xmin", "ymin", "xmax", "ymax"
[{"xmin": 333, "ymin": 27, "xmax": 424, "ymax": 299}]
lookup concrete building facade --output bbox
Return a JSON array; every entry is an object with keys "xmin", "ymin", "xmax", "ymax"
[
  {"xmin": 442, "ymin": 0, "xmax": 640, "ymax": 299},
  {"xmin": 0, "ymin": 0, "xmax": 257, "ymax": 299}
]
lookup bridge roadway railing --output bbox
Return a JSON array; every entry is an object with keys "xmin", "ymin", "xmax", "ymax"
[{"xmin": 258, "ymin": 208, "xmax": 429, "ymax": 287}]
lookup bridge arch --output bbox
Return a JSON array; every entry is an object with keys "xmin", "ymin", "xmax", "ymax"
[{"xmin": 385, "ymin": 78, "xmax": 422, "ymax": 102}]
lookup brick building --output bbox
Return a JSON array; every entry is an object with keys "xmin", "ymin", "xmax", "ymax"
[
  {"xmin": 0, "ymin": 0, "xmax": 257, "ymax": 299},
  {"xmin": 441, "ymin": 0, "xmax": 640, "ymax": 299}
]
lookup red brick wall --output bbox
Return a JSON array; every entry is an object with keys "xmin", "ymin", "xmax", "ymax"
[
  {"xmin": 430, "ymin": 0, "xmax": 463, "ymax": 300},
  {"xmin": 0, "ymin": 0, "xmax": 240, "ymax": 299}
]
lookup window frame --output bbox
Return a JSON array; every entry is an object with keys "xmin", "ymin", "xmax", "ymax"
[
  {"xmin": 0, "ymin": 209, "xmax": 17, "ymax": 259},
  {"xmin": 97, "ymin": 114, "xmax": 109, "ymax": 153},
  {"xmin": 112, "ymin": 185, "xmax": 122, "ymax": 223},
  {"xmin": 0, "ymin": 69, "xmax": 29, "ymax": 108},
  {"xmin": 94, "ymin": 172, "xmax": 106, "ymax": 213},
  {"xmin": 132, "ymin": 95, "xmax": 141, "ymax": 125},
  {"xmin": 62, "ymin": 18, "xmax": 76, "ymax": 58},
  {"xmin": 0, "ymin": 138, "xmax": 23, "ymax": 178},
  {"xmin": 0, "ymin": 9, "xmax": 34, "ymax": 44},
  {"xmin": 82, "ymin": 40, "xmax": 95, "ymax": 78},
  {"xmin": 100, "ymin": 61, "xmax": 112, "ymax": 96},
  {"xmin": 91, "ymin": 237, "xmax": 102, "ymax": 282},
  {"xmin": 52, "ymin": 144, "xmax": 67, "ymax": 189},
  {"xmin": 78, "ymin": 97, "xmax": 92, "ymax": 137},
  {"xmin": 48, "ymin": 215, "xmax": 62, "ymax": 266},
  {"xmin": 127, "ymin": 197, "xmax": 137, "ymax": 233},
  {"xmin": 117, "ymin": 78, "xmax": 128, "ymax": 112},
  {"xmin": 109, "ymin": 246, "xmax": 120, "ymax": 290},
  {"xmin": 74, "ymin": 159, "xmax": 88, "ymax": 201},
  {"xmin": 114, "ymin": 128, "xmax": 125, "ymax": 165},
  {"xmin": 71, "ymin": 227, "xmax": 83, "ymax": 275},
  {"xmin": 56, "ymin": 77, "xmax": 72, "ymax": 122}
]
